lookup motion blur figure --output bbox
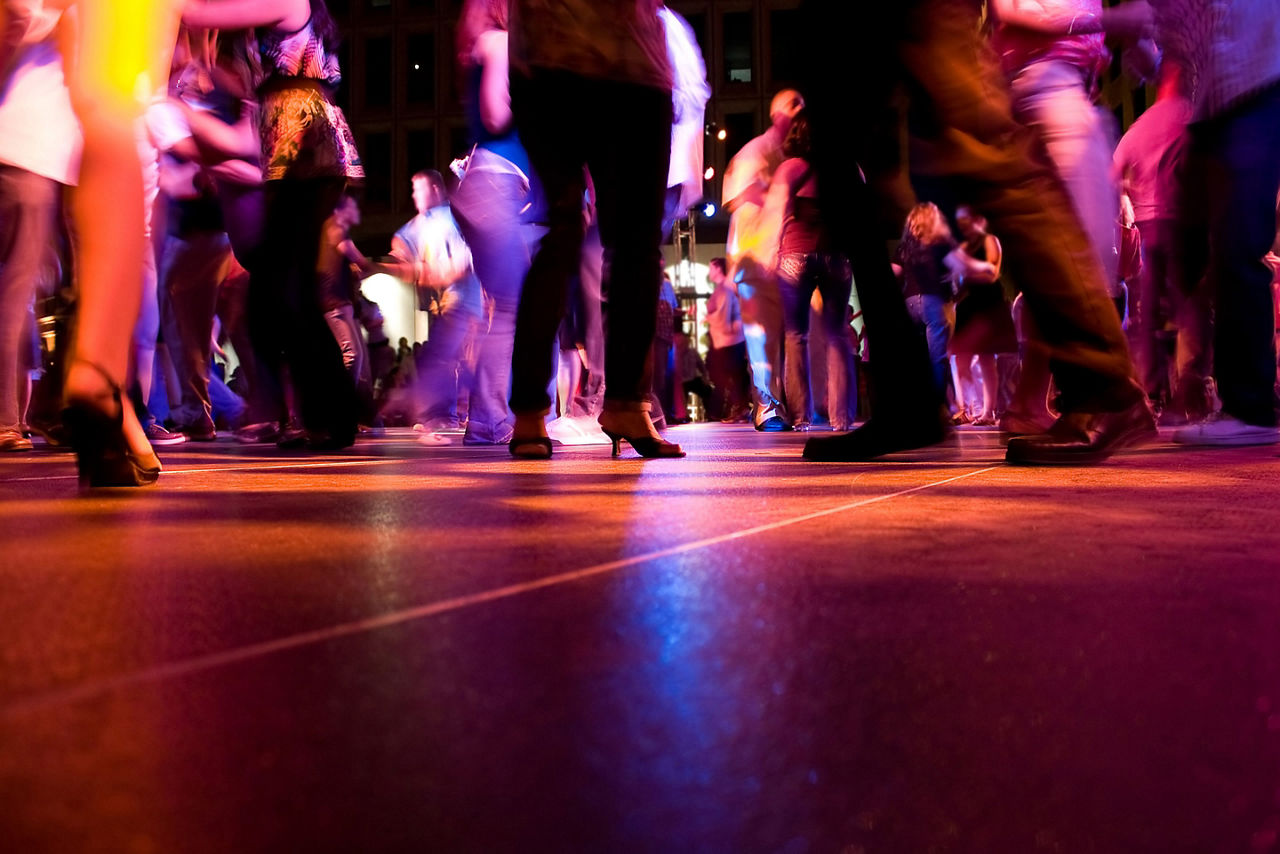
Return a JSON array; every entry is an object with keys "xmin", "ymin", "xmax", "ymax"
[
  {"xmin": 0, "ymin": 0, "xmax": 81, "ymax": 453},
  {"xmin": 800, "ymin": 0, "xmax": 1154, "ymax": 465},
  {"xmin": 506, "ymin": 0, "xmax": 683, "ymax": 459},
  {"xmin": 722, "ymin": 88, "xmax": 805, "ymax": 432},
  {"xmin": 1157, "ymin": 0, "xmax": 1280, "ymax": 447}
]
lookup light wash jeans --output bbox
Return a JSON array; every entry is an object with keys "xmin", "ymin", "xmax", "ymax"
[
  {"xmin": 905, "ymin": 293, "xmax": 953, "ymax": 398},
  {"xmin": 1009, "ymin": 59, "xmax": 1120, "ymax": 296}
]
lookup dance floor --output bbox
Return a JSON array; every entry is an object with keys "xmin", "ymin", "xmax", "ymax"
[{"xmin": 2, "ymin": 423, "xmax": 1279, "ymax": 852}]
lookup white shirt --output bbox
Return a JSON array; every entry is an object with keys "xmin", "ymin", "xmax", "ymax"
[
  {"xmin": 659, "ymin": 6, "xmax": 710, "ymax": 211},
  {"xmin": 0, "ymin": 0, "xmax": 81, "ymax": 184}
]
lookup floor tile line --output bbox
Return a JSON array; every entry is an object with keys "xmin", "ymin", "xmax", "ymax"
[{"xmin": 0, "ymin": 466, "xmax": 998, "ymax": 720}]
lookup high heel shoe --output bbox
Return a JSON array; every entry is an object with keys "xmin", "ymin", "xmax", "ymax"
[
  {"xmin": 598, "ymin": 411, "xmax": 685, "ymax": 459},
  {"xmin": 62, "ymin": 360, "xmax": 161, "ymax": 487}
]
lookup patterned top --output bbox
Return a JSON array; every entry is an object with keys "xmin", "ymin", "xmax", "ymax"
[
  {"xmin": 1153, "ymin": 0, "xmax": 1280, "ymax": 120},
  {"xmin": 257, "ymin": 19, "xmax": 362, "ymax": 181},
  {"xmin": 259, "ymin": 19, "xmax": 342, "ymax": 88}
]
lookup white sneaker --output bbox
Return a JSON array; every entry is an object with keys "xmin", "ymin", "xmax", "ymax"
[{"xmin": 1171, "ymin": 413, "xmax": 1280, "ymax": 446}]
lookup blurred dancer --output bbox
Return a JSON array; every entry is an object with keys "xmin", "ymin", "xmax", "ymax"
[
  {"xmin": 388, "ymin": 170, "xmax": 482, "ymax": 444},
  {"xmin": 800, "ymin": 0, "xmax": 1154, "ymax": 465},
  {"xmin": 506, "ymin": 0, "xmax": 682, "ymax": 459},
  {"xmin": 1158, "ymin": 0, "xmax": 1280, "ymax": 446},
  {"xmin": 764, "ymin": 110, "xmax": 854, "ymax": 431},
  {"xmin": 451, "ymin": 0, "xmax": 541, "ymax": 446},
  {"xmin": 0, "ymin": 0, "xmax": 80, "ymax": 453},
  {"xmin": 55, "ymin": 0, "xmax": 181, "ymax": 485},
  {"xmin": 183, "ymin": 0, "xmax": 363, "ymax": 450},
  {"xmin": 723, "ymin": 88, "xmax": 805, "ymax": 431},
  {"xmin": 705, "ymin": 257, "xmax": 750, "ymax": 421},
  {"xmin": 950, "ymin": 203, "xmax": 1016, "ymax": 426}
]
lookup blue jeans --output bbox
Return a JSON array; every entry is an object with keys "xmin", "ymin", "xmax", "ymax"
[
  {"xmin": 451, "ymin": 156, "xmax": 538, "ymax": 442},
  {"xmin": 1009, "ymin": 60, "xmax": 1120, "ymax": 296},
  {"xmin": 416, "ymin": 276, "xmax": 482, "ymax": 427},
  {"xmin": 779, "ymin": 252, "xmax": 854, "ymax": 427},
  {"xmin": 905, "ymin": 293, "xmax": 952, "ymax": 398}
]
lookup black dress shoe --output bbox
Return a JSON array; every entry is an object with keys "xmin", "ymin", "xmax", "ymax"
[
  {"xmin": 755, "ymin": 415, "xmax": 791, "ymax": 432},
  {"xmin": 802, "ymin": 417, "xmax": 948, "ymax": 461},
  {"xmin": 1005, "ymin": 400, "xmax": 1157, "ymax": 465}
]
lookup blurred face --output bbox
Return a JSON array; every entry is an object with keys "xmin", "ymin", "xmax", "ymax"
[
  {"xmin": 709, "ymin": 263, "xmax": 725, "ymax": 285},
  {"xmin": 955, "ymin": 206, "xmax": 974, "ymax": 236},
  {"xmin": 770, "ymin": 90, "xmax": 805, "ymax": 135},
  {"xmin": 411, "ymin": 178, "xmax": 436, "ymax": 214},
  {"xmin": 336, "ymin": 197, "xmax": 361, "ymax": 227}
]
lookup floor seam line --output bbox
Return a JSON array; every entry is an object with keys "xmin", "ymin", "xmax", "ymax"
[{"xmin": 0, "ymin": 465, "xmax": 998, "ymax": 719}]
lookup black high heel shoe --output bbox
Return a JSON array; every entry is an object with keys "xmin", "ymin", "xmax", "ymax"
[
  {"xmin": 62, "ymin": 360, "xmax": 161, "ymax": 488},
  {"xmin": 599, "ymin": 412, "xmax": 685, "ymax": 459}
]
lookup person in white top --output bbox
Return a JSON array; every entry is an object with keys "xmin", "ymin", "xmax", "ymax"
[
  {"xmin": 0, "ymin": 0, "xmax": 81, "ymax": 452},
  {"xmin": 388, "ymin": 169, "xmax": 483, "ymax": 440},
  {"xmin": 722, "ymin": 88, "xmax": 804, "ymax": 431}
]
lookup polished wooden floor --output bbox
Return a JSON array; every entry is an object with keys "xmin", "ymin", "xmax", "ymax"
[{"xmin": 2, "ymin": 424, "xmax": 1279, "ymax": 852}]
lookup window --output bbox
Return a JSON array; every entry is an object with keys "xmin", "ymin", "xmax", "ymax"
[
  {"xmin": 407, "ymin": 129, "xmax": 436, "ymax": 179},
  {"xmin": 684, "ymin": 12, "xmax": 709, "ymax": 67},
  {"xmin": 723, "ymin": 112, "xmax": 757, "ymax": 161},
  {"xmin": 364, "ymin": 36, "xmax": 393, "ymax": 110},
  {"xmin": 723, "ymin": 12, "xmax": 753, "ymax": 85},
  {"xmin": 363, "ymin": 131, "xmax": 393, "ymax": 210},
  {"xmin": 449, "ymin": 125, "xmax": 470, "ymax": 161},
  {"xmin": 770, "ymin": 9, "xmax": 802, "ymax": 86},
  {"xmin": 406, "ymin": 31, "xmax": 435, "ymax": 107}
]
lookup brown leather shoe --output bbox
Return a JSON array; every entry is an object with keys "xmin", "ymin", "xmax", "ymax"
[{"xmin": 1005, "ymin": 399, "xmax": 1157, "ymax": 465}]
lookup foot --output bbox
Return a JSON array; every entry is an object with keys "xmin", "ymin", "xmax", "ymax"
[
  {"xmin": 510, "ymin": 413, "xmax": 552, "ymax": 459},
  {"xmin": 146, "ymin": 422, "xmax": 188, "ymax": 446},
  {"xmin": 802, "ymin": 416, "xmax": 949, "ymax": 461},
  {"xmin": 1171, "ymin": 412, "xmax": 1280, "ymax": 447},
  {"xmin": 234, "ymin": 421, "xmax": 282, "ymax": 444},
  {"xmin": 0, "ymin": 429, "xmax": 33, "ymax": 452},
  {"xmin": 171, "ymin": 416, "xmax": 216, "ymax": 442},
  {"xmin": 598, "ymin": 409, "xmax": 685, "ymax": 458},
  {"xmin": 1005, "ymin": 399, "xmax": 1157, "ymax": 465}
]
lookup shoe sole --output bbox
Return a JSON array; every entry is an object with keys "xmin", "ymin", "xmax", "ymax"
[{"xmin": 1171, "ymin": 433, "xmax": 1280, "ymax": 447}]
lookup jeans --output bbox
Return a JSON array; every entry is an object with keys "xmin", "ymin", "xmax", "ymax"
[
  {"xmin": 416, "ymin": 276, "xmax": 482, "ymax": 427},
  {"xmin": 0, "ymin": 166, "xmax": 60, "ymax": 432},
  {"xmin": 160, "ymin": 230, "xmax": 231, "ymax": 429},
  {"xmin": 450, "ymin": 155, "xmax": 538, "ymax": 442},
  {"xmin": 905, "ymin": 293, "xmax": 953, "ymax": 399},
  {"xmin": 707, "ymin": 341, "xmax": 750, "ymax": 420},
  {"xmin": 803, "ymin": 0, "xmax": 1140, "ymax": 420},
  {"xmin": 324, "ymin": 303, "xmax": 365, "ymax": 381},
  {"xmin": 1176, "ymin": 83, "xmax": 1280, "ymax": 427},
  {"xmin": 510, "ymin": 70, "xmax": 672, "ymax": 415},
  {"xmin": 1009, "ymin": 59, "xmax": 1120, "ymax": 296},
  {"xmin": 780, "ymin": 252, "xmax": 854, "ymax": 427}
]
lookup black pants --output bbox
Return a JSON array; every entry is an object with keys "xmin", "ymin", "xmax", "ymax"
[
  {"xmin": 802, "ymin": 0, "xmax": 1140, "ymax": 419},
  {"xmin": 509, "ymin": 70, "xmax": 672, "ymax": 415},
  {"xmin": 250, "ymin": 178, "xmax": 357, "ymax": 442}
]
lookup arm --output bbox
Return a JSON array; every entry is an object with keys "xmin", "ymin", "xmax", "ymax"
[
  {"xmin": 945, "ymin": 246, "xmax": 998, "ymax": 283},
  {"xmin": 989, "ymin": 0, "xmax": 1153, "ymax": 42},
  {"xmin": 473, "ymin": 29, "xmax": 512, "ymax": 136},
  {"xmin": 984, "ymin": 234, "xmax": 1003, "ymax": 279},
  {"xmin": 180, "ymin": 100, "xmax": 260, "ymax": 161},
  {"xmin": 180, "ymin": 0, "xmax": 306, "ymax": 33}
]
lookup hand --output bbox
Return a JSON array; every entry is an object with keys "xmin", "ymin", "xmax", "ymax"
[{"xmin": 1101, "ymin": 1, "xmax": 1154, "ymax": 42}]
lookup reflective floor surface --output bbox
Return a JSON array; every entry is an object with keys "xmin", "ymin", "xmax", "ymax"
[{"xmin": 2, "ymin": 424, "xmax": 1280, "ymax": 852}]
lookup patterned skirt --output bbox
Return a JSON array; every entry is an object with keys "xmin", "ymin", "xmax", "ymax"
[{"xmin": 260, "ymin": 82, "xmax": 363, "ymax": 182}]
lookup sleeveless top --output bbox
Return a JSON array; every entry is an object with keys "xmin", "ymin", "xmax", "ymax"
[
  {"xmin": 779, "ymin": 196, "xmax": 824, "ymax": 257},
  {"xmin": 258, "ymin": 19, "xmax": 363, "ymax": 181}
]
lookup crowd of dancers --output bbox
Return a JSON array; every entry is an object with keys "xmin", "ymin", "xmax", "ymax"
[{"xmin": 1, "ymin": 0, "xmax": 1278, "ymax": 486}]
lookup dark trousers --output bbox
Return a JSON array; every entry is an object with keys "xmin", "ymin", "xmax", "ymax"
[
  {"xmin": 707, "ymin": 341, "xmax": 750, "ymax": 420},
  {"xmin": 1175, "ymin": 84, "xmax": 1280, "ymax": 427},
  {"xmin": 802, "ymin": 0, "xmax": 1140, "ymax": 420},
  {"xmin": 250, "ymin": 178, "xmax": 357, "ymax": 441},
  {"xmin": 509, "ymin": 70, "xmax": 672, "ymax": 415}
]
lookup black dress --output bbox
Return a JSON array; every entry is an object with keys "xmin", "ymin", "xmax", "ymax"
[{"xmin": 949, "ymin": 235, "xmax": 1017, "ymax": 356}]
